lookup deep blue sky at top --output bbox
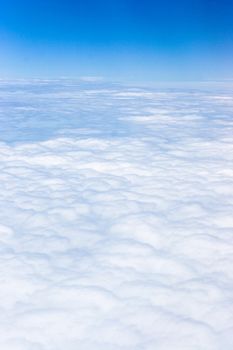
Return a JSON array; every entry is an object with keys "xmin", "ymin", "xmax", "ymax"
[{"xmin": 0, "ymin": 0, "xmax": 233, "ymax": 81}]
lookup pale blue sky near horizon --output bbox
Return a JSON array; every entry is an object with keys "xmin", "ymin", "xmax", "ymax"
[{"xmin": 0, "ymin": 0, "xmax": 233, "ymax": 82}]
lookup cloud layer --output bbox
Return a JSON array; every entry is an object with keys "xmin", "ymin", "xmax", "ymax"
[{"xmin": 0, "ymin": 80, "xmax": 233, "ymax": 349}]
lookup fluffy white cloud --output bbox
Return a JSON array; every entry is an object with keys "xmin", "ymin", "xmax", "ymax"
[{"xmin": 0, "ymin": 80, "xmax": 233, "ymax": 349}]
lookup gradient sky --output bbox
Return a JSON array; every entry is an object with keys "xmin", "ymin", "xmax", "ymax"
[{"xmin": 0, "ymin": 0, "xmax": 233, "ymax": 82}]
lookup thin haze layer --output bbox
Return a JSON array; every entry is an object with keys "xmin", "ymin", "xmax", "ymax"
[{"xmin": 0, "ymin": 80, "xmax": 233, "ymax": 349}]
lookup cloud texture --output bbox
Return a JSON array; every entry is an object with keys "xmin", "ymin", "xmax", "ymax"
[{"xmin": 0, "ymin": 80, "xmax": 233, "ymax": 349}]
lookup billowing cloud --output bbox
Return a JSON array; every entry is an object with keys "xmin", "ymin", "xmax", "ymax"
[{"xmin": 0, "ymin": 80, "xmax": 233, "ymax": 349}]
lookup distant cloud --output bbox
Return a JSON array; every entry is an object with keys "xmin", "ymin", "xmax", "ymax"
[{"xmin": 79, "ymin": 76, "xmax": 105, "ymax": 82}]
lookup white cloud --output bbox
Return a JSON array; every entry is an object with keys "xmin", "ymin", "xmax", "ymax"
[{"xmin": 0, "ymin": 81, "xmax": 233, "ymax": 349}]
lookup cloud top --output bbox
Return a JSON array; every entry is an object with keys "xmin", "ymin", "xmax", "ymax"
[{"xmin": 0, "ymin": 80, "xmax": 233, "ymax": 349}]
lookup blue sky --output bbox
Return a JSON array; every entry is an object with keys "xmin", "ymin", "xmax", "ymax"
[{"xmin": 0, "ymin": 0, "xmax": 233, "ymax": 82}]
